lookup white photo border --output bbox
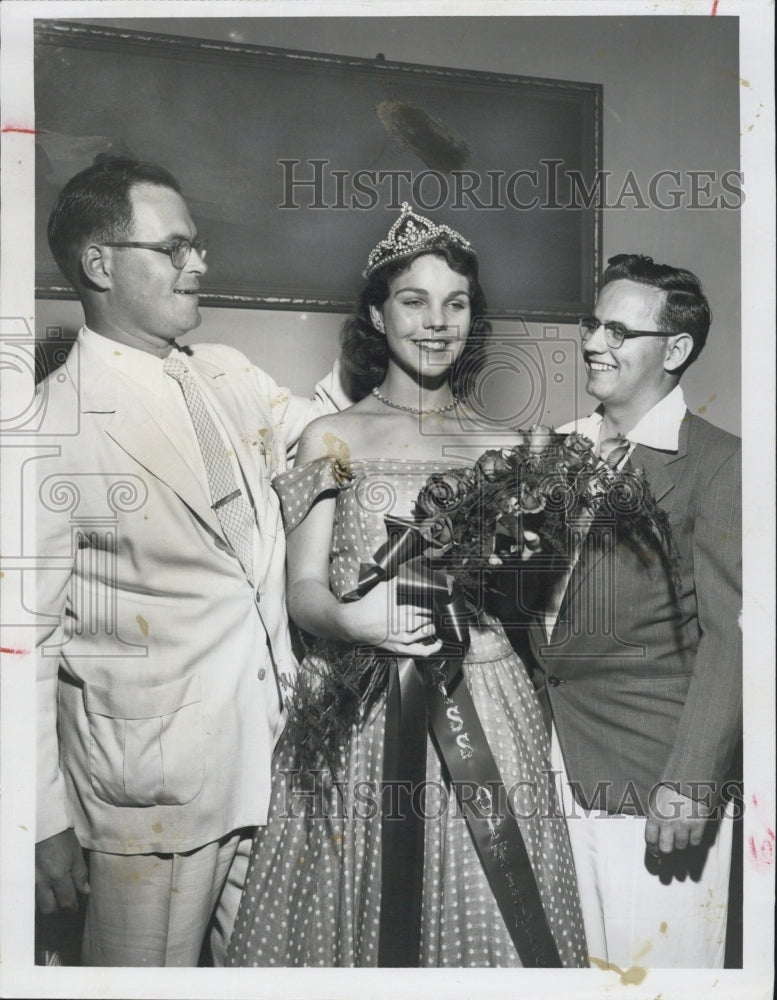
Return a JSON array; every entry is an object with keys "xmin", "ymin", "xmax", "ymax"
[{"xmin": 1, "ymin": 2, "xmax": 773, "ymax": 998}]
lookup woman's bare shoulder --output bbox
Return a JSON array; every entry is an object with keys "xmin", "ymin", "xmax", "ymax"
[{"xmin": 294, "ymin": 401, "xmax": 378, "ymax": 466}]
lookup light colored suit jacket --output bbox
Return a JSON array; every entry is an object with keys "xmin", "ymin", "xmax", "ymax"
[
  {"xmin": 34, "ymin": 330, "xmax": 340, "ymax": 853},
  {"xmin": 527, "ymin": 413, "xmax": 742, "ymax": 814}
]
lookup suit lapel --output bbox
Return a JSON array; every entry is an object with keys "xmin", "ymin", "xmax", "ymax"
[
  {"xmin": 192, "ymin": 358, "xmax": 266, "ymax": 506},
  {"xmin": 189, "ymin": 357, "xmax": 281, "ymax": 591},
  {"xmin": 551, "ymin": 527, "xmax": 611, "ymax": 643},
  {"xmin": 74, "ymin": 344, "xmax": 224, "ymax": 539},
  {"xmin": 75, "ymin": 335, "xmax": 276, "ymax": 582},
  {"xmin": 190, "ymin": 357, "xmax": 273, "ymax": 524},
  {"xmin": 549, "ymin": 417, "xmax": 690, "ymax": 640},
  {"xmin": 629, "ymin": 446, "xmax": 678, "ymax": 505},
  {"xmin": 105, "ymin": 379, "xmax": 225, "ymax": 539}
]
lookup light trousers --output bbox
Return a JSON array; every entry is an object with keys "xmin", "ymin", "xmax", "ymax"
[
  {"xmin": 552, "ymin": 730, "xmax": 733, "ymax": 969},
  {"xmin": 81, "ymin": 828, "xmax": 253, "ymax": 966}
]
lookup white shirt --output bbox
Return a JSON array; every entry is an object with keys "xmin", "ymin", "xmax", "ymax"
[{"xmin": 558, "ymin": 384, "xmax": 688, "ymax": 461}]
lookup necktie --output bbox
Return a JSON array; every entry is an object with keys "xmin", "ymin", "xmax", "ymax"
[
  {"xmin": 545, "ymin": 431, "xmax": 631, "ymax": 638},
  {"xmin": 164, "ymin": 354, "xmax": 255, "ymax": 584},
  {"xmin": 600, "ymin": 433, "xmax": 632, "ymax": 469}
]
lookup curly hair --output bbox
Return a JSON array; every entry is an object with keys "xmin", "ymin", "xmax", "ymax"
[{"xmin": 340, "ymin": 244, "xmax": 491, "ymax": 401}]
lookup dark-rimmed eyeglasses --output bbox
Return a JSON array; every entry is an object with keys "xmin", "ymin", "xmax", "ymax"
[
  {"xmin": 102, "ymin": 237, "xmax": 208, "ymax": 270},
  {"xmin": 578, "ymin": 316, "xmax": 670, "ymax": 350}
]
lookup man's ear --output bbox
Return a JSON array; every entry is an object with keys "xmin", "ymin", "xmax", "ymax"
[
  {"xmin": 368, "ymin": 305, "xmax": 385, "ymax": 333},
  {"xmin": 664, "ymin": 332, "xmax": 694, "ymax": 373},
  {"xmin": 80, "ymin": 244, "xmax": 112, "ymax": 290}
]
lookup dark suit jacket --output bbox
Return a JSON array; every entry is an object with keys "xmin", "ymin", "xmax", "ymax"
[{"xmin": 526, "ymin": 413, "xmax": 742, "ymax": 815}]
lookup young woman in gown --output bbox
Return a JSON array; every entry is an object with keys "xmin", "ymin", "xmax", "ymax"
[{"xmin": 226, "ymin": 206, "xmax": 587, "ymax": 968}]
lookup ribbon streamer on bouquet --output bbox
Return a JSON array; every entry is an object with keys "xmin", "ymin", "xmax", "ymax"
[{"xmin": 342, "ymin": 516, "xmax": 562, "ymax": 968}]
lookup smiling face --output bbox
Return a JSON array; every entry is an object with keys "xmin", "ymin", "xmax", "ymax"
[
  {"xmin": 584, "ymin": 278, "xmax": 676, "ymax": 424},
  {"xmin": 370, "ymin": 254, "xmax": 472, "ymax": 381},
  {"xmin": 98, "ymin": 183, "xmax": 207, "ymax": 352}
]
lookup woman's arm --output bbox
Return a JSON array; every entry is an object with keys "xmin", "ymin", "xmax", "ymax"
[{"xmin": 285, "ymin": 419, "xmax": 441, "ymax": 656}]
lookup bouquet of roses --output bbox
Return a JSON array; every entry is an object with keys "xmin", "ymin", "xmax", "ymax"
[
  {"xmin": 414, "ymin": 424, "xmax": 676, "ymax": 602},
  {"xmin": 285, "ymin": 425, "xmax": 676, "ymax": 775}
]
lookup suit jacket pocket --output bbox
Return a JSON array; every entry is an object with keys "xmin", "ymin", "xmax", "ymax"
[{"xmin": 84, "ymin": 674, "xmax": 205, "ymax": 807}]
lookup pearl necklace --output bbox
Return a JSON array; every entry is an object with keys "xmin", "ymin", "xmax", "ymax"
[{"xmin": 371, "ymin": 386, "xmax": 461, "ymax": 415}]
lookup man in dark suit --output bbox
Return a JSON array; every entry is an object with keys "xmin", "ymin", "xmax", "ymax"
[{"xmin": 527, "ymin": 254, "xmax": 741, "ymax": 968}]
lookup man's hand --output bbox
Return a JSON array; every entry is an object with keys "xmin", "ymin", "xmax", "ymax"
[
  {"xmin": 35, "ymin": 829, "xmax": 90, "ymax": 913},
  {"xmin": 645, "ymin": 784, "xmax": 712, "ymax": 856}
]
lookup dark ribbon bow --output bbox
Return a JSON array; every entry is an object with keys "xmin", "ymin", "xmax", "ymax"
[{"xmin": 344, "ymin": 515, "xmax": 563, "ymax": 969}]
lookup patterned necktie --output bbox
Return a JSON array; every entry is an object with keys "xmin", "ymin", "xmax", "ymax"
[
  {"xmin": 164, "ymin": 354, "xmax": 255, "ymax": 584},
  {"xmin": 600, "ymin": 433, "xmax": 632, "ymax": 469}
]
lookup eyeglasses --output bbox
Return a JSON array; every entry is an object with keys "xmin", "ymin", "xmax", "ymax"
[
  {"xmin": 102, "ymin": 237, "xmax": 208, "ymax": 270},
  {"xmin": 578, "ymin": 316, "xmax": 669, "ymax": 350}
]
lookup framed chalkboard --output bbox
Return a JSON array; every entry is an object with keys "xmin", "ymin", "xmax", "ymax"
[{"xmin": 34, "ymin": 20, "xmax": 602, "ymax": 320}]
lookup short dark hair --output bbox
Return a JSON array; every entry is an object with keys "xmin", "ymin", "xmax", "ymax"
[
  {"xmin": 47, "ymin": 156, "xmax": 181, "ymax": 287},
  {"xmin": 601, "ymin": 253, "xmax": 711, "ymax": 370},
  {"xmin": 340, "ymin": 244, "xmax": 491, "ymax": 401}
]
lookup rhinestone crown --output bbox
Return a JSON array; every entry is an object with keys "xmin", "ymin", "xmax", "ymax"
[{"xmin": 363, "ymin": 202, "xmax": 476, "ymax": 278}]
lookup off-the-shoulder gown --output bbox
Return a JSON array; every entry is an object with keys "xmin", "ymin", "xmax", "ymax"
[{"xmin": 226, "ymin": 458, "xmax": 586, "ymax": 968}]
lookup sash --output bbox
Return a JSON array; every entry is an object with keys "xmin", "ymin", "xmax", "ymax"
[{"xmin": 343, "ymin": 517, "xmax": 562, "ymax": 968}]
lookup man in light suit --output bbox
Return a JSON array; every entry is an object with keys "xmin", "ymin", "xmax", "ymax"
[
  {"xmin": 526, "ymin": 254, "xmax": 741, "ymax": 968},
  {"xmin": 33, "ymin": 157, "xmax": 348, "ymax": 965}
]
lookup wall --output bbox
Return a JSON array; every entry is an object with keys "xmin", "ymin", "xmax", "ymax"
[{"xmin": 36, "ymin": 14, "xmax": 741, "ymax": 433}]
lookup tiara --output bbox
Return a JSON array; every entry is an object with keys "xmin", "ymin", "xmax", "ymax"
[{"xmin": 363, "ymin": 202, "xmax": 476, "ymax": 278}]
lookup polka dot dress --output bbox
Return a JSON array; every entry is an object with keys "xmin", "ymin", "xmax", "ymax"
[{"xmin": 226, "ymin": 458, "xmax": 587, "ymax": 968}]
